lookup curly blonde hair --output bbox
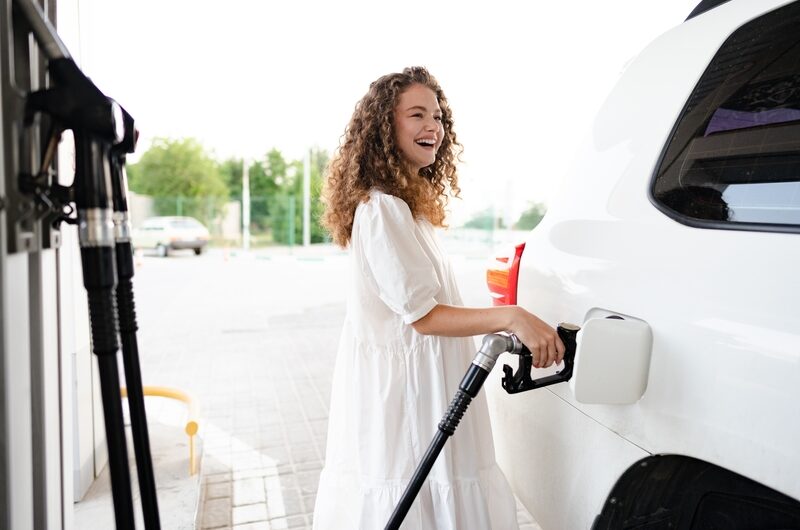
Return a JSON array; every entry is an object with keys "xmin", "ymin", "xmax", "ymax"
[{"xmin": 322, "ymin": 66, "xmax": 462, "ymax": 247}]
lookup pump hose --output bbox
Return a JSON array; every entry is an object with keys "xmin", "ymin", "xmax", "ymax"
[
  {"xmin": 116, "ymin": 278, "xmax": 137, "ymax": 333},
  {"xmin": 87, "ymin": 288, "xmax": 120, "ymax": 353},
  {"xmin": 116, "ymin": 232, "xmax": 161, "ymax": 529},
  {"xmin": 117, "ymin": 273, "xmax": 162, "ymax": 530},
  {"xmin": 385, "ymin": 363, "xmax": 487, "ymax": 530},
  {"xmin": 87, "ymin": 288, "xmax": 135, "ymax": 530},
  {"xmin": 439, "ymin": 389, "xmax": 472, "ymax": 435}
]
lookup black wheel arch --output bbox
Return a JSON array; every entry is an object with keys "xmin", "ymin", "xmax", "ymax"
[{"xmin": 592, "ymin": 454, "xmax": 800, "ymax": 529}]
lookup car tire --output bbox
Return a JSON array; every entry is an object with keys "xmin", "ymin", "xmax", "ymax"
[
  {"xmin": 194, "ymin": 247, "xmax": 203, "ymax": 256},
  {"xmin": 156, "ymin": 244, "xmax": 168, "ymax": 258}
]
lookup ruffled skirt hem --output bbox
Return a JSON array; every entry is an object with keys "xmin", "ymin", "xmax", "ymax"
[{"xmin": 311, "ymin": 463, "xmax": 519, "ymax": 530}]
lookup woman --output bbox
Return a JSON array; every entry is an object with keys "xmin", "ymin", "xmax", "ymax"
[{"xmin": 313, "ymin": 66, "xmax": 564, "ymax": 529}]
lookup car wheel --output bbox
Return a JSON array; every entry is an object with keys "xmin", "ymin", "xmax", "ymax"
[
  {"xmin": 156, "ymin": 244, "xmax": 168, "ymax": 258},
  {"xmin": 194, "ymin": 247, "xmax": 203, "ymax": 256}
]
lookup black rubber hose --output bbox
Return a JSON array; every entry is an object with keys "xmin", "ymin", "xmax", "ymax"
[
  {"xmin": 88, "ymin": 288, "xmax": 134, "ymax": 530},
  {"xmin": 117, "ymin": 266, "xmax": 161, "ymax": 530},
  {"xmin": 385, "ymin": 364, "xmax": 488, "ymax": 529},
  {"xmin": 110, "ymin": 110, "xmax": 161, "ymax": 528}
]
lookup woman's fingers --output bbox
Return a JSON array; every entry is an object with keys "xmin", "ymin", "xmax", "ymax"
[
  {"xmin": 556, "ymin": 334, "xmax": 566, "ymax": 364},
  {"xmin": 529, "ymin": 330, "xmax": 564, "ymax": 368},
  {"xmin": 513, "ymin": 308, "xmax": 567, "ymax": 368},
  {"xmin": 530, "ymin": 341, "xmax": 541, "ymax": 368},
  {"xmin": 544, "ymin": 335, "xmax": 558, "ymax": 368},
  {"xmin": 546, "ymin": 338, "xmax": 558, "ymax": 367},
  {"xmin": 531, "ymin": 338, "xmax": 553, "ymax": 368}
]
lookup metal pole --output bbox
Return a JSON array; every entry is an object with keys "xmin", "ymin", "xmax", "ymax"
[
  {"xmin": 11, "ymin": 0, "xmax": 70, "ymax": 60},
  {"xmin": 302, "ymin": 149, "xmax": 310, "ymax": 246},
  {"xmin": 242, "ymin": 159, "xmax": 250, "ymax": 251},
  {"xmin": 288, "ymin": 195, "xmax": 295, "ymax": 248}
]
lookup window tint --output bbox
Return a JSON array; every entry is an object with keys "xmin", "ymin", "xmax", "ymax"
[{"xmin": 652, "ymin": 1, "xmax": 800, "ymax": 232}]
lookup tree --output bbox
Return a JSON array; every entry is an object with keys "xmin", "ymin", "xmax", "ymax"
[
  {"xmin": 250, "ymin": 150, "xmax": 283, "ymax": 231},
  {"xmin": 219, "ymin": 156, "xmax": 281, "ymax": 232},
  {"xmin": 218, "ymin": 158, "xmax": 243, "ymax": 199},
  {"xmin": 270, "ymin": 148, "xmax": 329, "ymax": 244},
  {"xmin": 513, "ymin": 202, "xmax": 547, "ymax": 230},
  {"xmin": 128, "ymin": 138, "xmax": 228, "ymax": 225}
]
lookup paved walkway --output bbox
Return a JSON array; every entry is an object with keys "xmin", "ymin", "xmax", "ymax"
[
  {"xmin": 195, "ymin": 303, "xmax": 341, "ymax": 529},
  {"xmin": 132, "ymin": 247, "xmax": 540, "ymax": 529}
]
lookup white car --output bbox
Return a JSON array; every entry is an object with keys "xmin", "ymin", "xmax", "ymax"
[
  {"xmin": 132, "ymin": 216, "xmax": 210, "ymax": 257},
  {"xmin": 485, "ymin": 1, "xmax": 800, "ymax": 528}
]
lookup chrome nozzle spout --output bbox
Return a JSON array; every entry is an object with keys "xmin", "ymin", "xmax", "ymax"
[{"xmin": 472, "ymin": 333, "xmax": 518, "ymax": 372}]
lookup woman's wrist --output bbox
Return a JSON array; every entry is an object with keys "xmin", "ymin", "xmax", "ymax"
[{"xmin": 498, "ymin": 305, "xmax": 520, "ymax": 333}]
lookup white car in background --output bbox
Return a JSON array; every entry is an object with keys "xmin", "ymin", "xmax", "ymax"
[
  {"xmin": 132, "ymin": 216, "xmax": 210, "ymax": 257},
  {"xmin": 485, "ymin": 0, "xmax": 800, "ymax": 528}
]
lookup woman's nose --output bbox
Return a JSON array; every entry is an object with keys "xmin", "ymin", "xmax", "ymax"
[{"xmin": 424, "ymin": 117, "xmax": 439, "ymax": 131}]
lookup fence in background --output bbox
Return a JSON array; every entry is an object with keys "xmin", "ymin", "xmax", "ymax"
[{"xmin": 129, "ymin": 192, "xmax": 531, "ymax": 252}]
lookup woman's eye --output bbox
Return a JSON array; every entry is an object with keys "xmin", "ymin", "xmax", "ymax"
[{"xmin": 434, "ymin": 115, "xmax": 443, "ymax": 121}]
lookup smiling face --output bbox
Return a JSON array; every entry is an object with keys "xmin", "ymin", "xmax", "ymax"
[{"xmin": 393, "ymin": 83, "xmax": 444, "ymax": 173}]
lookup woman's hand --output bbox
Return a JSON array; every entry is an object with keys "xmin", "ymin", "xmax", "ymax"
[
  {"xmin": 411, "ymin": 304, "xmax": 565, "ymax": 367},
  {"xmin": 508, "ymin": 307, "xmax": 565, "ymax": 368}
]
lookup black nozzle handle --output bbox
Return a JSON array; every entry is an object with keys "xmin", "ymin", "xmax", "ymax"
[
  {"xmin": 109, "ymin": 105, "xmax": 136, "ymax": 280},
  {"xmin": 502, "ymin": 323, "xmax": 580, "ymax": 394}
]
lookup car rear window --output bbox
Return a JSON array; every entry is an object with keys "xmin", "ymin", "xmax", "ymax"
[{"xmin": 651, "ymin": 1, "xmax": 800, "ymax": 233}]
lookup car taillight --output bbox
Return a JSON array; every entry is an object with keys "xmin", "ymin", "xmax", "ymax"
[{"xmin": 486, "ymin": 242, "xmax": 525, "ymax": 306}]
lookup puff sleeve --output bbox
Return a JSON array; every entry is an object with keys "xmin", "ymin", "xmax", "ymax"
[{"xmin": 356, "ymin": 194, "xmax": 441, "ymax": 324}]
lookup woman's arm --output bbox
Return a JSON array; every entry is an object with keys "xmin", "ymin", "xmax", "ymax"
[{"xmin": 411, "ymin": 304, "xmax": 565, "ymax": 368}]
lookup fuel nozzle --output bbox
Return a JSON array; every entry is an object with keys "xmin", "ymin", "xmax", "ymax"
[
  {"xmin": 502, "ymin": 323, "xmax": 580, "ymax": 394},
  {"xmin": 110, "ymin": 105, "xmax": 137, "ymax": 280}
]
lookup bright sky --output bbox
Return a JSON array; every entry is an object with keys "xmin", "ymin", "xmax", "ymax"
[{"xmin": 58, "ymin": 0, "xmax": 698, "ymax": 224}]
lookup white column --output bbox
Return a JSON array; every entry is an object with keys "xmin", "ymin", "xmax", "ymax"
[
  {"xmin": 303, "ymin": 149, "xmax": 311, "ymax": 247},
  {"xmin": 242, "ymin": 158, "xmax": 251, "ymax": 251}
]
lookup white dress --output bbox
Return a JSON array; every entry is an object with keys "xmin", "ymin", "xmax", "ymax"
[{"xmin": 313, "ymin": 191, "xmax": 519, "ymax": 530}]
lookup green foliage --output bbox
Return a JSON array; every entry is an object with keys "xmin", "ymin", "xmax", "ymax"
[
  {"xmin": 251, "ymin": 150, "xmax": 282, "ymax": 231},
  {"xmin": 514, "ymin": 202, "xmax": 547, "ymax": 230},
  {"xmin": 130, "ymin": 138, "xmax": 331, "ymax": 246},
  {"xmin": 219, "ymin": 154, "xmax": 282, "ymax": 231},
  {"xmin": 218, "ymin": 158, "xmax": 243, "ymax": 199},
  {"xmin": 269, "ymin": 148, "xmax": 329, "ymax": 244},
  {"xmin": 463, "ymin": 208, "xmax": 505, "ymax": 230},
  {"xmin": 128, "ymin": 138, "xmax": 228, "ymax": 225}
]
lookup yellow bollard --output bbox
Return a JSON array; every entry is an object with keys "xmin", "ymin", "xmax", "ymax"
[{"xmin": 120, "ymin": 385, "xmax": 200, "ymax": 475}]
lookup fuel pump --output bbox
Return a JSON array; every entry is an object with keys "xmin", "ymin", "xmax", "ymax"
[
  {"xmin": 385, "ymin": 323, "xmax": 580, "ymax": 530},
  {"xmin": 14, "ymin": 0, "xmax": 161, "ymax": 528}
]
